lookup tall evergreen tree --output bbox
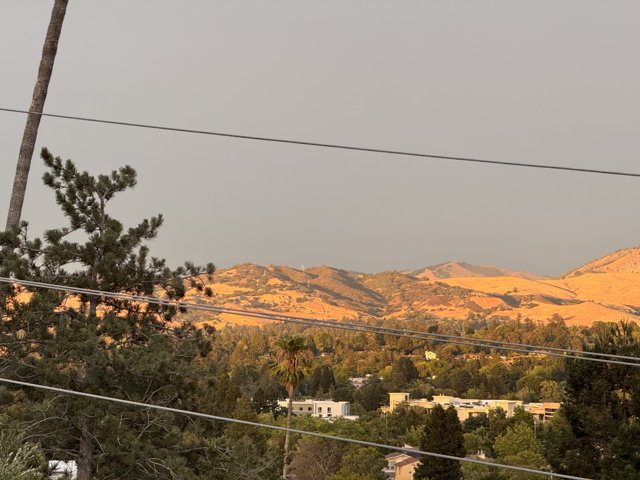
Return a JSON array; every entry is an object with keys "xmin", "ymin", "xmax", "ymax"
[
  {"xmin": 390, "ymin": 357, "xmax": 420, "ymax": 387},
  {"xmin": 414, "ymin": 405, "xmax": 465, "ymax": 480},
  {"xmin": 0, "ymin": 149, "xmax": 217, "ymax": 480},
  {"xmin": 552, "ymin": 320, "xmax": 640, "ymax": 479}
]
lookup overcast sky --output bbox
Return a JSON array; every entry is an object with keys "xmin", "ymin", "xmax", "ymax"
[{"xmin": 1, "ymin": 1, "xmax": 639, "ymax": 276}]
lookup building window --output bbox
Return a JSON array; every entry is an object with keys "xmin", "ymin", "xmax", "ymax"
[
  {"xmin": 328, "ymin": 407, "xmax": 332, "ymax": 413},
  {"xmin": 318, "ymin": 407, "xmax": 322, "ymax": 413},
  {"xmin": 308, "ymin": 407, "xmax": 312, "ymax": 411}
]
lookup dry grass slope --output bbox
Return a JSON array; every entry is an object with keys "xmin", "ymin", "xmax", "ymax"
[{"xmin": 181, "ymin": 249, "xmax": 640, "ymax": 327}]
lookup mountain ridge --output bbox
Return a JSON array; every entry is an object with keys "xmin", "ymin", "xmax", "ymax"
[
  {"xmin": 411, "ymin": 261, "xmax": 541, "ymax": 280},
  {"xmin": 563, "ymin": 245, "xmax": 640, "ymax": 277},
  {"xmin": 183, "ymin": 248, "xmax": 640, "ymax": 328}
]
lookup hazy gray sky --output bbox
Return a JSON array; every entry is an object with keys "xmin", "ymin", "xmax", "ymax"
[{"xmin": 2, "ymin": 1, "xmax": 639, "ymax": 276}]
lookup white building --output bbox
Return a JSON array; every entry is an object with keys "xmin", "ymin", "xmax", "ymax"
[
  {"xmin": 313, "ymin": 400, "xmax": 350, "ymax": 419},
  {"xmin": 277, "ymin": 399, "xmax": 351, "ymax": 419}
]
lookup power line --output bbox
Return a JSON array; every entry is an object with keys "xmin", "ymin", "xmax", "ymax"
[
  {"xmin": 2, "ymin": 277, "xmax": 639, "ymax": 367},
  {"xmin": 0, "ymin": 376, "xmax": 591, "ymax": 480},
  {"xmin": 169, "ymin": 300, "xmax": 640, "ymax": 366},
  {"xmin": 1, "ymin": 107, "xmax": 639, "ymax": 178},
  {"xmin": 4, "ymin": 276, "xmax": 637, "ymax": 366}
]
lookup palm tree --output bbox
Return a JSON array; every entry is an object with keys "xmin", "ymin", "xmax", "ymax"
[
  {"xmin": 272, "ymin": 336, "xmax": 312, "ymax": 479},
  {"xmin": 6, "ymin": 0, "xmax": 69, "ymax": 230}
]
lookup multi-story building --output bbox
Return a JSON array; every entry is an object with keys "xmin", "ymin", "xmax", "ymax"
[
  {"xmin": 277, "ymin": 399, "xmax": 352, "ymax": 419},
  {"xmin": 384, "ymin": 393, "xmax": 559, "ymax": 423},
  {"xmin": 523, "ymin": 402, "xmax": 561, "ymax": 423},
  {"xmin": 395, "ymin": 457, "xmax": 420, "ymax": 480},
  {"xmin": 383, "ymin": 452, "xmax": 420, "ymax": 479}
]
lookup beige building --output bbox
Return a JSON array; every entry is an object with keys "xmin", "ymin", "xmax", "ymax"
[
  {"xmin": 385, "ymin": 393, "xmax": 559, "ymax": 423},
  {"xmin": 383, "ymin": 452, "xmax": 420, "ymax": 479},
  {"xmin": 524, "ymin": 402, "xmax": 561, "ymax": 423},
  {"xmin": 395, "ymin": 457, "xmax": 420, "ymax": 480},
  {"xmin": 387, "ymin": 393, "xmax": 411, "ymax": 412}
]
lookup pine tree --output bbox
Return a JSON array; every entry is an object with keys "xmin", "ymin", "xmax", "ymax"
[
  {"xmin": 552, "ymin": 320, "xmax": 640, "ymax": 478},
  {"xmin": 390, "ymin": 357, "xmax": 420, "ymax": 387},
  {"xmin": 414, "ymin": 405, "xmax": 465, "ymax": 480},
  {"xmin": 0, "ymin": 148, "xmax": 217, "ymax": 480}
]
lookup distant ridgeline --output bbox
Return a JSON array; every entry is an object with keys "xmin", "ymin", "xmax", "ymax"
[{"xmin": 181, "ymin": 246, "xmax": 640, "ymax": 328}]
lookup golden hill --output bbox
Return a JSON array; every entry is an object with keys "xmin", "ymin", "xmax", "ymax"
[
  {"xmin": 564, "ymin": 246, "xmax": 640, "ymax": 276},
  {"xmin": 412, "ymin": 261, "xmax": 540, "ymax": 280},
  {"xmin": 182, "ymin": 250, "xmax": 640, "ymax": 328}
]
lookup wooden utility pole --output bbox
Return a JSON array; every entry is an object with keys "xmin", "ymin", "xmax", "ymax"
[{"xmin": 5, "ymin": 0, "xmax": 69, "ymax": 230}]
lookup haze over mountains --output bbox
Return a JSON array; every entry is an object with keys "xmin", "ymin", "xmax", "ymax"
[
  {"xmin": 184, "ymin": 246, "xmax": 640, "ymax": 327},
  {"xmin": 411, "ymin": 262, "xmax": 540, "ymax": 280}
]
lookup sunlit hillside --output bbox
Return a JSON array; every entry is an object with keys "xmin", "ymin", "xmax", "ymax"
[
  {"xmin": 412, "ymin": 261, "xmax": 540, "ymax": 280},
  {"xmin": 564, "ymin": 245, "xmax": 640, "ymax": 276},
  {"xmin": 182, "ymin": 247, "xmax": 640, "ymax": 328}
]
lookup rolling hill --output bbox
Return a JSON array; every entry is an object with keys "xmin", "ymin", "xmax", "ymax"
[
  {"xmin": 411, "ymin": 261, "xmax": 540, "ymax": 280},
  {"xmin": 183, "ymin": 247, "xmax": 640, "ymax": 328},
  {"xmin": 564, "ymin": 245, "xmax": 640, "ymax": 276}
]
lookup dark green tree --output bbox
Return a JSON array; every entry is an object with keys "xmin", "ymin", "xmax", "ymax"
[
  {"xmin": 414, "ymin": 405, "xmax": 465, "ymax": 480},
  {"xmin": 601, "ymin": 419, "xmax": 640, "ymax": 479},
  {"xmin": 253, "ymin": 386, "xmax": 285, "ymax": 418},
  {"xmin": 462, "ymin": 413, "xmax": 489, "ymax": 433},
  {"xmin": 225, "ymin": 396, "xmax": 263, "ymax": 443},
  {"xmin": 332, "ymin": 379, "xmax": 356, "ymax": 403},
  {"xmin": 353, "ymin": 378, "xmax": 387, "ymax": 412},
  {"xmin": 300, "ymin": 364, "xmax": 336, "ymax": 397},
  {"xmin": 488, "ymin": 408, "xmax": 512, "ymax": 441},
  {"xmin": 494, "ymin": 422, "xmax": 546, "ymax": 480},
  {"xmin": 556, "ymin": 320, "xmax": 640, "ymax": 478},
  {"xmin": 372, "ymin": 403, "xmax": 429, "ymax": 446},
  {"xmin": 288, "ymin": 437, "xmax": 343, "ymax": 480},
  {"xmin": 0, "ymin": 149, "xmax": 216, "ymax": 480},
  {"xmin": 390, "ymin": 357, "xmax": 420, "ymax": 387},
  {"xmin": 195, "ymin": 435, "xmax": 281, "ymax": 480},
  {"xmin": 329, "ymin": 446, "xmax": 386, "ymax": 480}
]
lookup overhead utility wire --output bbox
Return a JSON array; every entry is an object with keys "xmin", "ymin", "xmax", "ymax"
[
  {"xmin": 148, "ymin": 296, "xmax": 640, "ymax": 364},
  {"xmin": 2, "ymin": 277, "xmax": 639, "ymax": 367},
  {"xmin": 3, "ymin": 276, "xmax": 638, "ymax": 366},
  {"xmin": 1, "ymin": 107, "xmax": 640, "ymax": 178},
  {"xmin": 0, "ymin": 377, "xmax": 591, "ymax": 480}
]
